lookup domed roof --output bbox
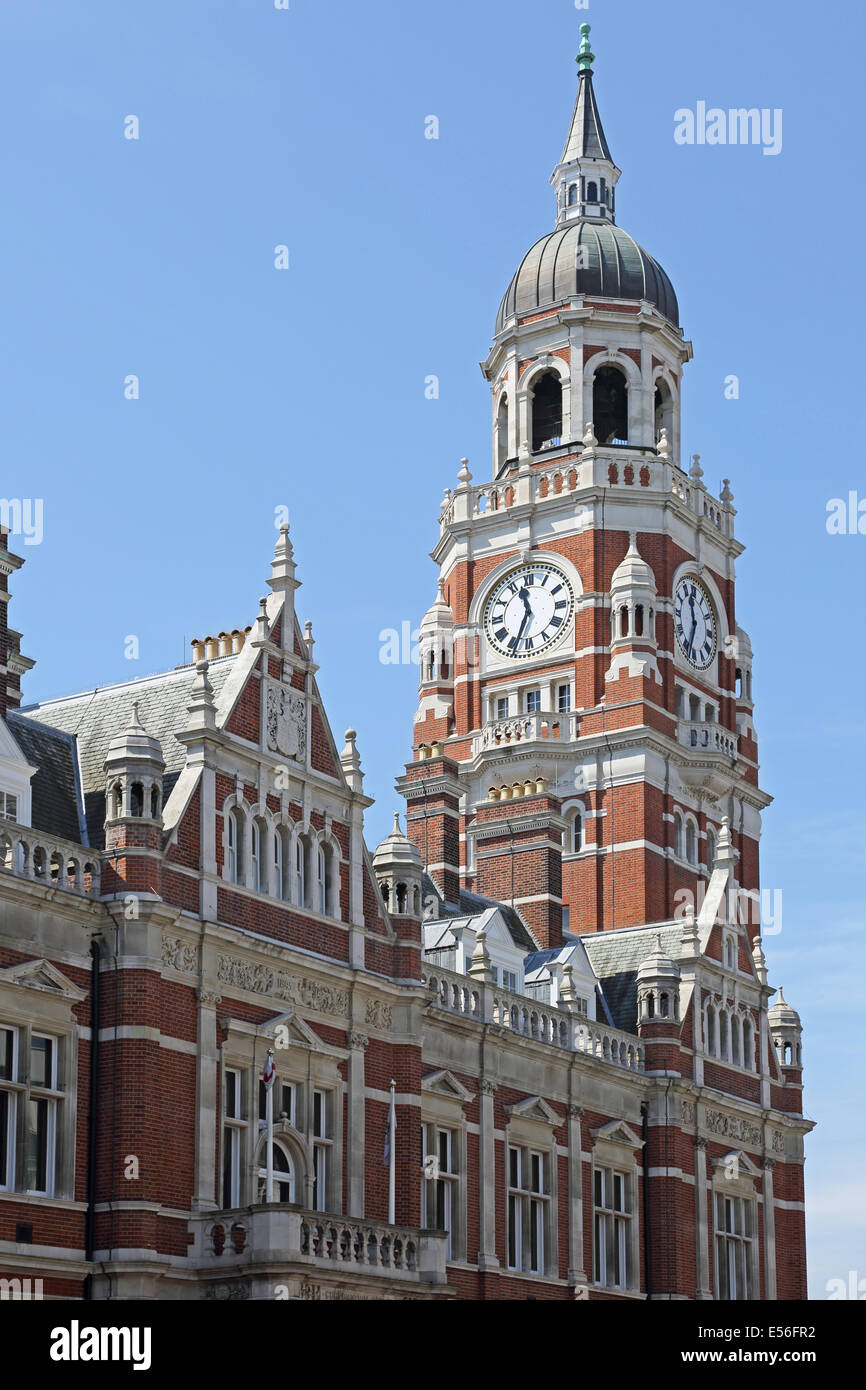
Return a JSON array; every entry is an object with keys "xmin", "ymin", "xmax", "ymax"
[
  {"xmin": 768, "ymin": 987, "xmax": 801, "ymax": 1029},
  {"xmin": 104, "ymin": 702, "xmax": 164, "ymax": 770},
  {"xmin": 637, "ymin": 933, "xmax": 681, "ymax": 982},
  {"xmin": 372, "ymin": 813, "xmax": 423, "ymax": 871},
  {"xmin": 496, "ymin": 220, "xmax": 679, "ymax": 334},
  {"xmin": 419, "ymin": 578, "xmax": 454, "ymax": 636}
]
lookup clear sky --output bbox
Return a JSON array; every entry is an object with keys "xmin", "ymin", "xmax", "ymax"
[{"xmin": 2, "ymin": 0, "xmax": 863, "ymax": 1298}]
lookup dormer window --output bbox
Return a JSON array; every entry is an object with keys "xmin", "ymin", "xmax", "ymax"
[{"xmin": 0, "ymin": 793, "xmax": 18, "ymax": 822}]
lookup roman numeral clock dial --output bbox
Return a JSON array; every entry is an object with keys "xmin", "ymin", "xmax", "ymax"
[
  {"xmin": 483, "ymin": 562, "xmax": 575, "ymax": 660},
  {"xmin": 673, "ymin": 576, "xmax": 717, "ymax": 669}
]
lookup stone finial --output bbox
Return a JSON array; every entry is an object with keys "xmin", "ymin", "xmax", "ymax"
[
  {"xmin": 681, "ymin": 910, "xmax": 700, "ymax": 955},
  {"xmin": 656, "ymin": 427, "xmax": 670, "ymax": 458},
  {"xmin": 559, "ymin": 962, "xmax": 579, "ymax": 1013},
  {"xmin": 715, "ymin": 816, "xmax": 738, "ymax": 868},
  {"xmin": 583, "ymin": 421, "xmax": 597, "ymax": 447},
  {"xmin": 304, "ymin": 619, "xmax": 315, "ymax": 659},
  {"xmin": 186, "ymin": 658, "xmax": 217, "ymax": 733},
  {"xmin": 577, "ymin": 21, "xmax": 594, "ymax": 71},
  {"xmin": 268, "ymin": 521, "xmax": 297, "ymax": 593},
  {"xmin": 721, "ymin": 478, "xmax": 734, "ymax": 504},
  {"xmin": 340, "ymin": 728, "xmax": 364, "ymax": 794},
  {"xmin": 752, "ymin": 933, "xmax": 768, "ymax": 985},
  {"xmin": 252, "ymin": 596, "xmax": 269, "ymax": 644},
  {"xmin": 468, "ymin": 927, "xmax": 494, "ymax": 984},
  {"xmin": 457, "ymin": 458, "xmax": 472, "ymax": 486},
  {"xmin": 689, "ymin": 453, "xmax": 705, "ymax": 484}
]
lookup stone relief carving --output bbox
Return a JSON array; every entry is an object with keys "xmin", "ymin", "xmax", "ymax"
[
  {"xmin": 162, "ymin": 935, "xmax": 200, "ymax": 974},
  {"xmin": 214, "ymin": 953, "xmax": 394, "ymax": 1032},
  {"xmin": 203, "ymin": 1282, "xmax": 250, "ymax": 1301},
  {"xmin": 772, "ymin": 1129, "xmax": 785, "ymax": 1154},
  {"xmin": 266, "ymin": 684, "xmax": 306, "ymax": 762},
  {"xmin": 704, "ymin": 1109, "xmax": 761, "ymax": 1147},
  {"xmin": 681, "ymin": 1101, "xmax": 696, "ymax": 1126}
]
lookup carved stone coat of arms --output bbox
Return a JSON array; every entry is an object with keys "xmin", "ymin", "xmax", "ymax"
[{"xmin": 266, "ymin": 684, "xmax": 306, "ymax": 761}]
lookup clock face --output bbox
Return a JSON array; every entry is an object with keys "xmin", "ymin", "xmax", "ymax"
[
  {"xmin": 484, "ymin": 562, "xmax": 574, "ymax": 660},
  {"xmin": 674, "ymin": 576, "xmax": 717, "ymax": 669}
]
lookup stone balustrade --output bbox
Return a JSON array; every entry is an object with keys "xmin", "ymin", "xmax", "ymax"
[
  {"xmin": 679, "ymin": 721, "xmax": 738, "ymax": 758},
  {"xmin": 422, "ymin": 965, "xmax": 644, "ymax": 1072},
  {"xmin": 439, "ymin": 447, "xmax": 733, "ymax": 541},
  {"xmin": 0, "ymin": 820, "xmax": 101, "ymax": 898},
  {"xmin": 475, "ymin": 711, "xmax": 579, "ymax": 757},
  {"xmin": 190, "ymin": 1204, "xmax": 448, "ymax": 1289}
]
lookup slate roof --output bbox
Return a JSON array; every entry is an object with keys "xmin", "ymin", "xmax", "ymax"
[
  {"xmin": 421, "ymin": 873, "xmax": 537, "ymax": 951},
  {"xmin": 20, "ymin": 657, "xmax": 238, "ymax": 794},
  {"xmin": 7, "ymin": 712, "xmax": 87, "ymax": 845},
  {"xmin": 581, "ymin": 922, "xmax": 685, "ymax": 1032},
  {"xmin": 560, "ymin": 68, "xmax": 613, "ymax": 165}
]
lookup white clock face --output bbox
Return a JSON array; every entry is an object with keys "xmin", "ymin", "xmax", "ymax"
[
  {"xmin": 484, "ymin": 562, "xmax": 574, "ymax": 660},
  {"xmin": 674, "ymin": 576, "xmax": 717, "ymax": 669}
]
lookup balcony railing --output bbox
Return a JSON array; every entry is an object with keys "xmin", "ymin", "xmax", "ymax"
[
  {"xmin": 678, "ymin": 721, "xmax": 738, "ymax": 758},
  {"xmin": 0, "ymin": 820, "xmax": 101, "ymax": 898},
  {"xmin": 422, "ymin": 965, "xmax": 644, "ymax": 1073},
  {"xmin": 474, "ymin": 711, "xmax": 579, "ymax": 757},
  {"xmin": 439, "ymin": 447, "xmax": 733, "ymax": 541},
  {"xmin": 189, "ymin": 1204, "xmax": 448, "ymax": 1291}
]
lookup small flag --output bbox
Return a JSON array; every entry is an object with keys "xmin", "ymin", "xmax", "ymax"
[
  {"xmin": 383, "ymin": 1084, "xmax": 396, "ymax": 1166},
  {"xmin": 262, "ymin": 1049, "xmax": 276, "ymax": 1089}
]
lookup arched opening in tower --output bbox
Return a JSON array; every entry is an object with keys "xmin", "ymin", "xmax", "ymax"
[
  {"xmin": 654, "ymin": 379, "xmax": 674, "ymax": 447},
  {"xmin": 593, "ymin": 365, "xmax": 628, "ymax": 444},
  {"xmin": 531, "ymin": 372, "xmax": 562, "ymax": 452},
  {"xmin": 496, "ymin": 394, "xmax": 509, "ymax": 470}
]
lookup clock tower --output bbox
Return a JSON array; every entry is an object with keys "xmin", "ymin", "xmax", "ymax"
[{"xmin": 399, "ymin": 25, "xmax": 768, "ymax": 949}]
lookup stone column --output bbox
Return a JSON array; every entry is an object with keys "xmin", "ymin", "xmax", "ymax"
[
  {"xmin": 478, "ymin": 1077, "xmax": 500, "ymax": 1271},
  {"xmin": 347, "ymin": 1031, "xmax": 368, "ymax": 1217},
  {"xmin": 193, "ymin": 988, "xmax": 222, "ymax": 1211},
  {"xmin": 695, "ymin": 1137, "xmax": 712, "ymax": 1298},
  {"xmin": 567, "ymin": 1103, "xmax": 588, "ymax": 1290},
  {"xmin": 762, "ymin": 1158, "xmax": 777, "ymax": 1300}
]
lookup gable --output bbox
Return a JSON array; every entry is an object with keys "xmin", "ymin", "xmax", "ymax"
[{"xmin": 0, "ymin": 957, "xmax": 87, "ymax": 1002}]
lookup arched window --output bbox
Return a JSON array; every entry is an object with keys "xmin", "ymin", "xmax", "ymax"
[
  {"xmin": 586, "ymin": 180, "xmax": 598, "ymax": 202},
  {"xmin": 227, "ymin": 806, "xmax": 245, "ymax": 884},
  {"xmin": 567, "ymin": 183, "xmax": 579, "ymax": 207},
  {"xmin": 743, "ymin": 1018, "xmax": 754, "ymax": 1071},
  {"xmin": 674, "ymin": 686, "xmax": 685, "ymax": 718},
  {"xmin": 251, "ymin": 819, "xmax": 263, "ymax": 892},
  {"xmin": 731, "ymin": 1014, "xmax": 742, "ymax": 1066},
  {"xmin": 257, "ymin": 1141, "xmax": 295, "ymax": 1204},
  {"xmin": 654, "ymin": 379, "xmax": 674, "ymax": 443},
  {"xmin": 531, "ymin": 371, "xmax": 563, "ymax": 452},
  {"xmin": 273, "ymin": 826, "xmax": 285, "ymax": 899},
  {"xmin": 599, "ymin": 177, "xmax": 607, "ymax": 204},
  {"xmin": 592, "ymin": 364, "xmax": 628, "ymax": 444},
  {"xmin": 634, "ymin": 605, "xmax": 644, "ymax": 637},
  {"xmin": 496, "ymin": 394, "xmax": 509, "ymax": 470},
  {"xmin": 150, "ymin": 785, "xmax": 160, "ymax": 819},
  {"xmin": 619, "ymin": 606, "xmax": 628, "ymax": 638},
  {"xmin": 659, "ymin": 992, "xmax": 670, "ymax": 1018},
  {"xmin": 706, "ymin": 1003, "xmax": 717, "ymax": 1056},
  {"xmin": 396, "ymin": 882, "xmax": 407, "ymax": 913},
  {"xmin": 685, "ymin": 820, "xmax": 697, "ymax": 866},
  {"xmin": 724, "ymin": 934, "xmax": 735, "ymax": 970},
  {"xmin": 706, "ymin": 828, "xmax": 717, "ymax": 872},
  {"xmin": 673, "ymin": 812, "xmax": 684, "ymax": 859},
  {"xmin": 295, "ymin": 837, "xmax": 306, "ymax": 906},
  {"xmin": 112, "ymin": 783, "xmax": 123, "ymax": 819},
  {"xmin": 317, "ymin": 845, "xmax": 327, "ymax": 913},
  {"xmin": 130, "ymin": 782, "xmax": 144, "ymax": 817},
  {"xmin": 719, "ymin": 1011, "xmax": 729, "ymax": 1061},
  {"xmin": 572, "ymin": 811, "xmax": 583, "ymax": 853}
]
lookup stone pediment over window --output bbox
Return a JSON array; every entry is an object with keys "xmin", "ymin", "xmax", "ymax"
[
  {"xmin": 711, "ymin": 1149, "xmax": 761, "ymax": 1179},
  {"xmin": 590, "ymin": 1119, "xmax": 643, "ymax": 1151},
  {"xmin": 422, "ymin": 1070, "xmax": 475, "ymax": 1105},
  {"xmin": 256, "ymin": 1010, "xmax": 321, "ymax": 1050},
  {"xmin": 505, "ymin": 1095, "xmax": 560, "ymax": 1127},
  {"xmin": 0, "ymin": 957, "xmax": 87, "ymax": 1002}
]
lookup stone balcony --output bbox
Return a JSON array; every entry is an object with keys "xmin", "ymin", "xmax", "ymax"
[
  {"xmin": 473, "ymin": 711, "xmax": 580, "ymax": 759},
  {"xmin": 438, "ymin": 445, "xmax": 735, "ymax": 544},
  {"xmin": 678, "ymin": 721, "xmax": 738, "ymax": 759},
  {"xmin": 189, "ymin": 1204, "xmax": 450, "ymax": 1301},
  {"xmin": 422, "ymin": 965, "xmax": 644, "ymax": 1073},
  {"xmin": 0, "ymin": 819, "xmax": 101, "ymax": 898}
]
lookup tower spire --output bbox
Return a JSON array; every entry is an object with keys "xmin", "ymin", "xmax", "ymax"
[{"xmin": 550, "ymin": 24, "xmax": 621, "ymax": 227}]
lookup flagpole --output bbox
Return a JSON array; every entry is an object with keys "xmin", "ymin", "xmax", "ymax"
[
  {"xmin": 264, "ymin": 1047, "xmax": 275, "ymax": 1204},
  {"xmin": 388, "ymin": 1078, "xmax": 396, "ymax": 1225}
]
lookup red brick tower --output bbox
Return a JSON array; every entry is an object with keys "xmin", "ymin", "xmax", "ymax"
[{"xmin": 398, "ymin": 27, "xmax": 769, "ymax": 944}]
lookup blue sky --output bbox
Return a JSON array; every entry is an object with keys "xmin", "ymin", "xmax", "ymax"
[{"xmin": 2, "ymin": 0, "xmax": 863, "ymax": 1297}]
